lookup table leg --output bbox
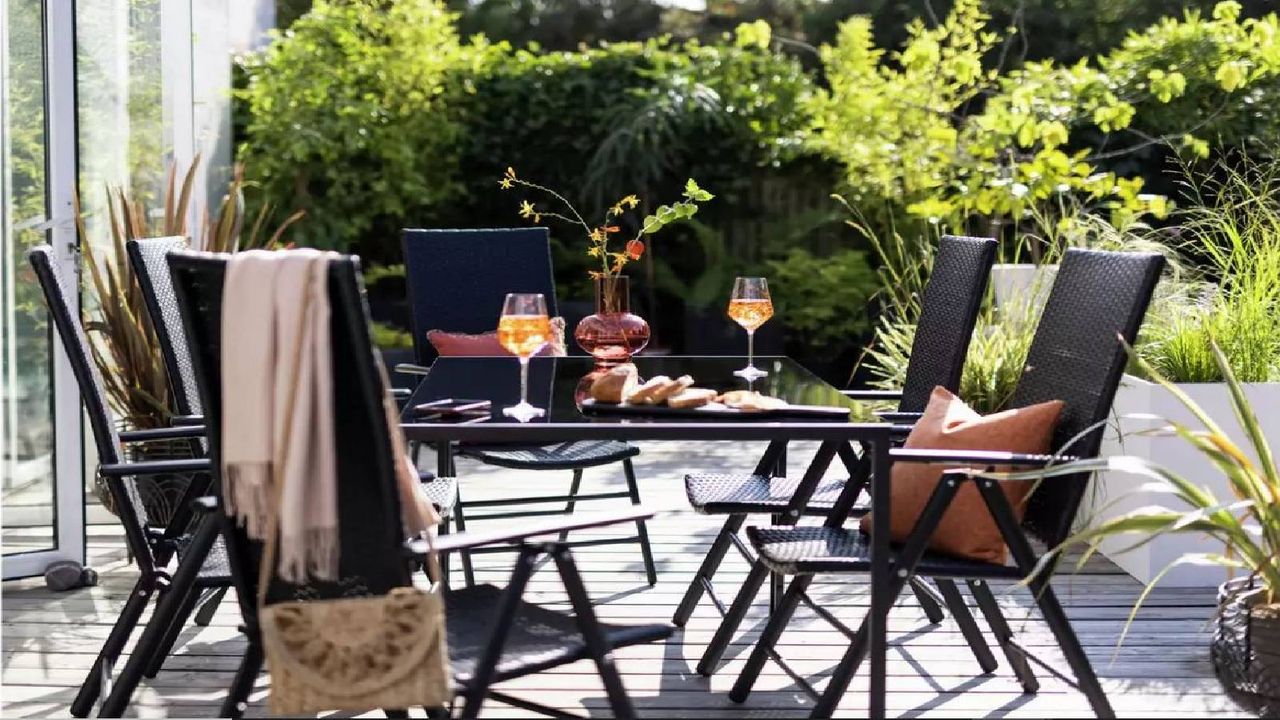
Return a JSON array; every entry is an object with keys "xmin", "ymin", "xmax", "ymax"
[
  {"xmin": 769, "ymin": 447, "xmax": 786, "ymax": 612},
  {"xmin": 868, "ymin": 436, "xmax": 890, "ymax": 719}
]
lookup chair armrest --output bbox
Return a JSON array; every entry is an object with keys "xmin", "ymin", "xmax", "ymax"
[
  {"xmin": 407, "ymin": 507, "xmax": 656, "ymax": 556},
  {"xmin": 170, "ymin": 415, "xmax": 204, "ymax": 426},
  {"xmin": 119, "ymin": 425, "xmax": 206, "ymax": 443},
  {"xmin": 889, "ymin": 448, "xmax": 1077, "ymax": 468},
  {"xmin": 394, "ymin": 362, "xmax": 431, "ymax": 376},
  {"xmin": 99, "ymin": 458, "xmax": 212, "ymax": 477},
  {"xmin": 191, "ymin": 495, "xmax": 220, "ymax": 513},
  {"xmin": 840, "ymin": 389, "xmax": 903, "ymax": 401},
  {"xmin": 392, "ymin": 388, "xmax": 411, "ymax": 399},
  {"xmin": 418, "ymin": 470, "xmax": 436, "ymax": 482}
]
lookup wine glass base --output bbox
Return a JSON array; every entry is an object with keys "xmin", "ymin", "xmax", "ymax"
[
  {"xmin": 733, "ymin": 365, "xmax": 769, "ymax": 381},
  {"xmin": 502, "ymin": 402, "xmax": 545, "ymax": 423}
]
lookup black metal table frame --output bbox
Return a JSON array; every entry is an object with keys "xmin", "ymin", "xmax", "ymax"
[{"xmin": 402, "ymin": 419, "xmax": 896, "ymax": 719}]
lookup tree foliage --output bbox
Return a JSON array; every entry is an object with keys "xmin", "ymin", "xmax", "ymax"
[
  {"xmin": 811, "ymin": 0, "xmax": 1280, "ymax": 240},
  {"xmin": 236, "ymin": 0, "xmax": 472, "ymax": 249}
]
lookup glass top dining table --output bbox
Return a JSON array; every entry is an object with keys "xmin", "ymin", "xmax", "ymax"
[
  {"xmin": 398, "ymin": 355, "xmax": 887, "ymax": 443},
  {"xmin": 397, "ymin": 354, "xmax": 898, "ymax": 719}
]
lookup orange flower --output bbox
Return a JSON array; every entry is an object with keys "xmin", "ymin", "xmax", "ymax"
[{"xmin": 625, "ymin": 239, "xmax": 645, "ymax": 260}]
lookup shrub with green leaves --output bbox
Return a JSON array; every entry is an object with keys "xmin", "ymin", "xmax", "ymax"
[
  {"xmin": 811, "ymin": 0, "xmax": 1280, "ymax": 239},
  {"xmin": 765, "ymin": 248, "xmax": 877, "ymax": 359},
  {"xmin": 237, "ymin": 0, "xmax": 471, "ymax": 251}
]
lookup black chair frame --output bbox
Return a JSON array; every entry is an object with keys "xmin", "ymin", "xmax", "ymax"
[
  {"xmin": 403, "ymin": 228, "xmax": 655, "ymax": 587},
  {"xmin": 726, "ymin": 248, "xmax": 1165, "ymax": 719},
  {"xmin": 676, "ymin": 236, "xmax": 1000, "ymax": 676},
  {"xmin": 93, "ymin": 250, "xmax": 670, "ymax": 718},
  {"xmin": 26, "ymin": 246, "xmax": 231, "ymax": 718},
  {"xmin": 127, "ymin": 236, "xmax": 233, "ymax": 645}
]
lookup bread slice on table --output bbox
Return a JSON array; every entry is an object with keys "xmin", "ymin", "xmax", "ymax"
[{"xmin": 668, "ymin": 388, "xmax": 718, "ymax": 409}]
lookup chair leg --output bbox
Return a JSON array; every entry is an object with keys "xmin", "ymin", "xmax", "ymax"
[
  {"xmin": 672, "ymin": 514, "xmax": 745, "ymax": 626},
  {"xmin": 908, "ymin": 577, "xmax": 947, "ymax": 624},
  {"xmin": 934, "ymin": 579, "xmax": 998, "ymax": 674},
  {"xmin": 219, "ymin": 640, "xmax": 264, "ymax": 719},
  {"xmin": 621, "ymin": 458, "xmax": 657, "ymax": 586},
  {"xmin": 143, "ymin": 584, "xmax": 201, "ymax": 678},
  {"xmin": 437, "ymin": 515, "xmax": 452, "ymax": 589},
  {"xmin": 728, "ymin": 575, "xmax": 813, "ymax": 703},
  {"xmin": 698, "ymin": 559, "xmax": 771, "ymax": 676},
  {"xmin": 69, "ymin": 578, "xmax": 154, "ymax": 717},
  {"xmin": 193, "ymin": 586, "xmax": 228, "ymax": 627},
  {"xmin": 460, "ymin": 548, "xmax": 539, "ymax": 720},
  {"xmin": 441, "ymin": 442, "xmax": 475, "ymax": 587},
  {"xmin": 769, "ymin": 513, "xmax": 784, "ymax": 612},
  {"xmin": 98, "ymin": 514, "xmax": 220, "ymax": 717},
  {"xmin": 557, "ymin": 469, "xmax": 584, "ymax": 541},
  {"xmin": 967, "ymin": 579, "xmax": 1039, "ymax": 692},
  {"xmin": 1030, "ymin": 579, "xmax": 1115, "ymax": 718},
  {"xmin": 453, "ymin": 491, "xmax": 477, "ymax": 588},
  {"xmin": 553, "ymin": 547, "xmax": 638, "ymax": 719}
]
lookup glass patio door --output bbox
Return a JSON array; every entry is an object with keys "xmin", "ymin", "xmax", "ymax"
[{"xmin": 2, "ymin": 0, "xmax": 85, "ymax": 579}]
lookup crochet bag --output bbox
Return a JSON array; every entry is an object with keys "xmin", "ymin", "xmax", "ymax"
[{"xmin": 260, "ymin": 580, "xmax": 450, "ymax": 715}]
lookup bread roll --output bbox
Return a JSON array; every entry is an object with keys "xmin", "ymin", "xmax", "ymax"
[
  {"xmin": 627, "ymin": 375, "xmax": 672, "ymax": 405},
  {"xmin": 590, "ymin": 364, "xmax": 639, "ymax": 404},
  {"xmin": 650, "ymin": 375, "xmax": 695, "ymax": 404},
  {"xmin": 667, "ymin": 388, "xmax": 717, "ymax": 409},
  {"xmin": 717, "ymin": 389, "xmax": 787, "ymax": 411}
]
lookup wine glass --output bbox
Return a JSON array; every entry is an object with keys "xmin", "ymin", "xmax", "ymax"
[
  {"xmin": 497, "ymin": 293, "xmax": 551, "ymax": 422},
  {"xmin": 728, "ymin": 277, "xmax": 773, "ymax": 380}
]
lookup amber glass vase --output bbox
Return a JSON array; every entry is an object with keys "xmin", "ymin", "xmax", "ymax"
[{"xmin": 574, "ymin": 275, "xmax": 650, "ymax": 365}]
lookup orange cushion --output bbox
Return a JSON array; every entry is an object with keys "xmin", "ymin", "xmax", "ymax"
[
  {"xmin": 428, "ymin": 317, "xmax": 567, "ymax": 357},
  {"xmin": 860, "ymin": 386, "xmax": 1064, "ymax": 564}
]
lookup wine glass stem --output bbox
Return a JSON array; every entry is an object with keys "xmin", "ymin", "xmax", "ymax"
[
  {"xmin": 747, "ymin": 329, "xmax": 755, "ymax": 368},
  {"xmin": 519, "ymin": 355, "xmax": 530, "ymax": 406}
]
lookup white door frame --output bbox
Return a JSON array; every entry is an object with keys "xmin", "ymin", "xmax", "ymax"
[{"xmin": 3, "ymin": 0, "xmax": 86, "ymax": 580}]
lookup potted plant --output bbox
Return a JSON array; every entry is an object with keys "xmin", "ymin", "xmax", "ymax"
[
  {"xmin": 78, "ymin": 158, "xmax": 300, "ymax": 522},
  {"xmin": 1089, "ymin": 162, "xmax": 1280, "ymax": 587},
  {"xmin": 1018, "ymin": 343, "xmax": 1279, "ymax": 714},
  {"xmin": 499, "ymin": 168, "xmax": 713, "ymax": 364}
]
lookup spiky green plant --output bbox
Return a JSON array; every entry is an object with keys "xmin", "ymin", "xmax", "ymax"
[
  {"xmin": 78, "ymin": 156, "xmax": 303, "ymax": 427},
  {"xmin": 1137, "ymin": 158, "xmax": 1280, "ymax": 383},
  {"xmin": 1003, "ymin": 342, "xmax": 1280, "ymax": 647}
]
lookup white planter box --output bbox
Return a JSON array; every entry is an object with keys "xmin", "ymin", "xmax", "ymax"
[
  {"xmin": 990, "ymin": 263, "xmax": 1057, "ymax": 312},
  {"xmin": 1085, "ymin": 375, "xmax": 1280, "ymax": 587}
]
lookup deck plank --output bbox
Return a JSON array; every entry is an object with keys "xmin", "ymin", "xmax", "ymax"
[{"xmin": 1, "ymin": 441, "xmax": 1247, "ymax": 717}]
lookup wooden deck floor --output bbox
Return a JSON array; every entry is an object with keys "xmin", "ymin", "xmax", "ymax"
[{"xmin": 0, "ymin": 441, "xmax": 1249, "ymax": 718}]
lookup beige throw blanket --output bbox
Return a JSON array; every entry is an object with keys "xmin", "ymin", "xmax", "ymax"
[
  {"xmin": 222, "ymin": 249, "xmax": 338, "ymax": 581},
  {"xmin": 221, "ymin": 250, "xmax": 435, "ymax": 584}
]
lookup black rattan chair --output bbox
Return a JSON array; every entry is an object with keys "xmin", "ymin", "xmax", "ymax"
[
  {"xmin": 26, "ymin": 246, "xmax": 228, "ymax": 718},
  {"xmin": 729, "ymin": 248, "xmax": 1165, "ymax": 718},
  {"xmin": 93, "ymin": 250, "xmax": 672, "ymax": 719},
  {"xmin": 127, "ymin": 236, "xmax": 230, "ymax": 639},
  {"xmin": 402, "ymin": 228, "xmax": 656, "ymax": 586},
  {"xmin": 678, "ymin": 235, "xmax": 999, "ymax": 675}
]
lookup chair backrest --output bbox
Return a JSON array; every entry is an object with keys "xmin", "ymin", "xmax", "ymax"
[
  {"xmin": 127, "ymin": 236, "xmax": 202, "ymax": 416},
  {"xmin": 897, "ymin": 235, "xmax": 998, "ymax": 413},
  {"xmin": 27, "ymin": 245, "xmax": 155, "ymax": 570},
  {"xmin": 402, "ymin": 228, "xmax": 559, "ymax": 365},
  {"xmin": 169, "ymin": 250, "xmax": 411, "ymax": 604},
  {"xmin": 1010, "ymin": 248, "xmax": 1165, "ymax": 546}
]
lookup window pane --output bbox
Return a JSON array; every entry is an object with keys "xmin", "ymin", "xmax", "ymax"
[
  {"xmin": 76, "ymin": 0, "xmax": 172, "ymax": 235},
  {"xmin": 2, "ymin": 0, "xmax": 56, "ymax": 555}
]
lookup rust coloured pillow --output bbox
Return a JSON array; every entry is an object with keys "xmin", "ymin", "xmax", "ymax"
[
  {"xmin": 427, "ymin": 317, "xmax": 567, "ymax": 357},
  {"xmin": 860, "ymin": 386, "xmax": 1064, "ymax": 564}
]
